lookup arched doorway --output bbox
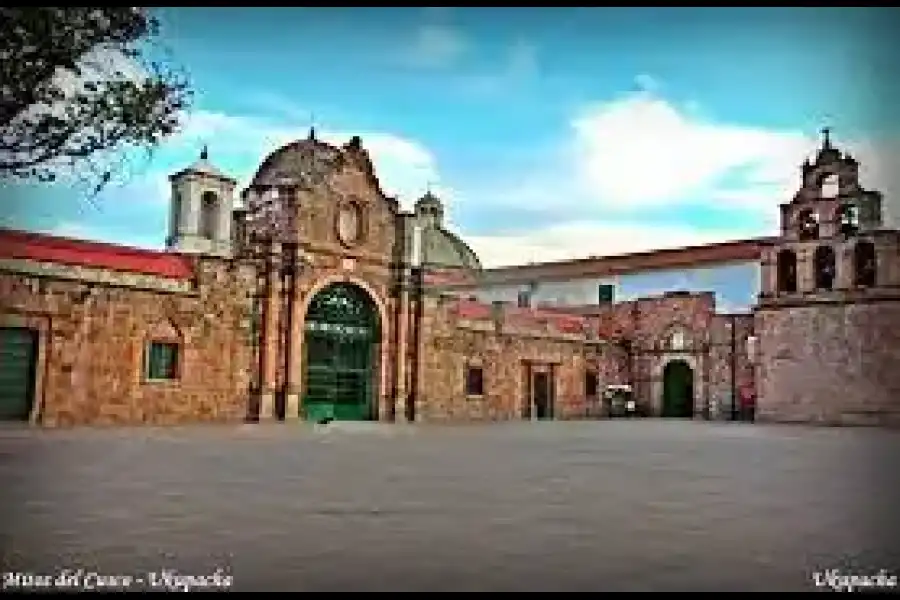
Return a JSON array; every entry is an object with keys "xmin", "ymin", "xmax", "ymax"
[
  {"xmin": 661, "ymin": 360, "xmax": 694, "ymax": 418},
  {"xmin": 303, "ymin": 282, "xmax": 380, "ymax": 422}
]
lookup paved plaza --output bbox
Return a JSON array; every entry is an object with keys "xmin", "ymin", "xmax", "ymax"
[{"xmin": 1, "ymin": 420, "xmax": 898, "ymax": 592}]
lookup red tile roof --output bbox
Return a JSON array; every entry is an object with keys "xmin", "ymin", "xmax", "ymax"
[
  {"xmin": 0, "ymin": 228, "xmax": 195, "ymax": 280},
  {"xmin": 451, "ymin": 298, "xmax": 586, "ymax": 334}
]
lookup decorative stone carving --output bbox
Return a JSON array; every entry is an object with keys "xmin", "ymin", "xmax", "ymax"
[
  {"xmin": 671, "ymin": 329, "xmax": 686, "ymax": 351},
  {"xmin": 337, "ymin": 199, "xmax": 364, "ymax": 247}
]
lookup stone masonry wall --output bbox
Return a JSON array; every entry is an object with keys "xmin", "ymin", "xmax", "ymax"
[
  {"xmin": 415, "ymin": 296, "xmax": 596, "ymax": 422},
  {"xmin": 755, "ymin": 301, "xmax": 900, "ymax": 426},
  {"xmin": 591, "ymin": 292, "xmax": 725, "ymax": 416},
  {"xmin": 706, "ymin": 314, "xmax": 755, "ymax": 419},
  {"xmin": 0, "ymin": 257, "xmax": 256, "ymax": 427}
]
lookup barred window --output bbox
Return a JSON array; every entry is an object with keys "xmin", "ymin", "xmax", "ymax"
[{"xmin": 145, "ymin": 342, "xmax": 179, "ymax": 380}]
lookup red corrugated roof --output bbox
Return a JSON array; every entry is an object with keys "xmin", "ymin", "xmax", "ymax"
[{"xmin": 0, "ymin": 228, "xmax": 195, "ymax": 280}]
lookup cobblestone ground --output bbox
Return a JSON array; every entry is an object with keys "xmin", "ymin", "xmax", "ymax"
[{"xmin": 1, "ymin": 420, "xmax": 898, "ymax": 592}]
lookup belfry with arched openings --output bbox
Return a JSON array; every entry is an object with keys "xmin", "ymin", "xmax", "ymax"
[{"xmin": 755, "ymin": 128, "xmax": 900, "ymax": 425}]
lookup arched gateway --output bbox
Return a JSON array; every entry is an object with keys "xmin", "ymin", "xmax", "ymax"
[
  {"xmin": 661, "ymin": 359, "xmax": 694, "ymax": 418},
  {"xmin": 302, "ymin": 282, "xmax": 381, "ymax": 422}
]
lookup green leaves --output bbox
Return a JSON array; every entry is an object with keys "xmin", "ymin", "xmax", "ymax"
[{"xmin": 0, "ymin": 8, "xmax": 193, "ymax": 192}]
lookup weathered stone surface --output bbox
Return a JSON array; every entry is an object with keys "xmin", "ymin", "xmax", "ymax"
[
  {"xmin": 756, "ymin": 301, "xmax": 900, "ymax": 426},
  {"xmin": 0, "ymin": 258, "xmax": 254, "ymax": 427}
]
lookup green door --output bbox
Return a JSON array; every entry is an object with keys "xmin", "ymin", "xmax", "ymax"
[
  {"xmin": 0, "ymin": 327, "xmax": 38, "ymax": 421},
  {"xmin": 662, "ymin": 360, "xmax": 694, "ymax": 418},
  {"xmin": 303, "ymin": 283, "xmax": 379, "ymax": 422}
]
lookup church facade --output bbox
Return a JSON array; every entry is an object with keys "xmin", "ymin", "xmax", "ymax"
[{"xmin": 0, "ymin": 129, "xmax": 897, "ymax": 427}]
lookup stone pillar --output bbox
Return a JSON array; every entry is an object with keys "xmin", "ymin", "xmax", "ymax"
[
  {"xmin": 394, "ymin": 272, "xmax": 411, "ymax": 423},
  {"xmin": 258, "ymin": 243, "xmax": 281, "ymax": 420},
  {"xmin": 213, "ymin": 185, "xmax": 234, "ymax": 256},
  {"xmin": 760, "ymin": 256, "xmax": 775, "ymax": 296},
  {"xmin": 181, "ymin": 180, "xmax": 200, "ymax": 236},
  {"xmin": 412, "ymin": 291, "xmax": 431, "ymax": 422},
  {"xmin": 284, "ymin": 246, "xmax": 304, "ymax": 421}
]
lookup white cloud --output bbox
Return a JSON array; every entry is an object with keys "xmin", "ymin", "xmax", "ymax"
[
  {"xmin": 47, "ymin": 220, "xmax": 164, "ymax": 249},
  {"xmin": 463, "ymin": 77, "xmax": 899, "ymax": 266},
  {"xmin": 49, "ymin": 221, "xmax": 98, "ymax": 240},
  {"xmin": 1, "ymin": 44, "xmax": 149, "ymax": 181},
  {"xmin": 319, "ymin": 131, "xmax": 444, "ymax": 209},
  {"xmin": 93, "ymin": 109, "xmax": 445, "ymax": 213},
  {"xmin": 401, "ymin": 24, "xmax": 468, "ymax": 69},
  {"xmin": 56, "ymin": 76, "xmax": 900, "ymax": 269},
  {"xmin": 567, "ymin": 86, "xmax": 899, "ymax": 219},
  {"xmin": 569, "ymin": 91, "xmax": 812, "ymax": 211}
]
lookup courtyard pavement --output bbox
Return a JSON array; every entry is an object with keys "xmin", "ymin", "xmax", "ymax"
[{"xmin": 1, "ymin": 420, "xmax": 898, "ymax": 592}]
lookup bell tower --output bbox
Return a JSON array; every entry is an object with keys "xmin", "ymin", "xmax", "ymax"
[
  {"xmin": 755, "ymin": 128, "xmax": 900, "ymax": 426},
  {"xmin": 761, "ymin": 128, "xmax": 886, "ymax": 299},
  {"xmin": 167, "ymin": 146, "xmax": 238, "ymax": 257}
]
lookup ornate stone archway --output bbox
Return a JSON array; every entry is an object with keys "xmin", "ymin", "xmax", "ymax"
[{"xmin": 296, "ymin": 274, "xmax": 391, "ymax": 421}]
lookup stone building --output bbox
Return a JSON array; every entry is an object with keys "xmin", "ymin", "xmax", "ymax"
[
  {"xmin": 0, "ymin": 128, "xmax": 896, "ymax": 427},
  {"xmin": 754, "ymin": 129, "xmax": 900, "ymax": 425}
]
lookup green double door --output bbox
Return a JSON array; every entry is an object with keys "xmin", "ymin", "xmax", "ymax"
[
  {"xmin": 0, "ymin": 327, "xmax": 38, "ymax": 421},
  {"xmin": 303, "ymin": 283, "xmax": 379, "ymax": 422}
]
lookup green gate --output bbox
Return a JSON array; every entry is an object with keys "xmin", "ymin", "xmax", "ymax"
[
  {"xmin": 0, "ymin": 327, "xmax": 38, "ymax": 421},
  {"xmin": 303, "ymin": 283, "xmax": 379, "ymax": 422},
  {"xmin": 662, "ymin": 359, "xmax": 694, "ymax": 418}
]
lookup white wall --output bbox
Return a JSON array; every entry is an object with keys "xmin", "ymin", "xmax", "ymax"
[{"xmin": 472, "ymin": 261, "xmax": 761, "ymax": 313}]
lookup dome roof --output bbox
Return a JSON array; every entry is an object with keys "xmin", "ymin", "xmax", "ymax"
[
  {"xmin": 251, "ymin": 128, "xmax": 343, "ymax": 188},
  {"xmin": 425, "ymin": 227, "xmax": 482, "ymax": 271},
  {"xmin": 406, "ymin": 218, "xmax": 481, "ymax": 271}
]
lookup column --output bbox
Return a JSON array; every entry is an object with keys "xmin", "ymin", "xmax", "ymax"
[
  {"xmin": 412, "ymin": 291, "xmax": 429, "ymax": 422},
  {"xmin": 284, "ymin": 246, "xmax": 304, "ymax": 421},
  {"xmin": 760, "ymin": 256, "xmax": 775, "ymax": 297},
  {"xmin": 393, "ymin": 268, "xmax": 411, "ymax": 422},
  {"xmin": 181, "ymin": 181, "xmax": 200, "ymax": 236},
  {"xmin": 258, "ymin": 243, "xmax": 281, "ymax": 421},
  {"xmin": 213, "ymin": 185, "xmax": 234, "ymax": 256}
]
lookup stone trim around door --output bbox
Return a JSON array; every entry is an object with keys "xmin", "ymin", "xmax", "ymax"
[{"xmin": 649, "ymin": 352, "xmax": 706, "ymax": 418}]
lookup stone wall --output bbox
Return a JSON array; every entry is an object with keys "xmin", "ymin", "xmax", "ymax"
[
  {"xmin": 584, "ymin": 292, "xmax": 729, "ymax": 416},
  {"xmin": 414, "ymin": 296, "xmax": 598, "ymax": 422},
  {"xmin": 0, "ymin": 257, "xmax": 256, "ymax": 427},
  {"xmin": 706, "ymin": 313, "xmax": 755, "ymax": 420},
  {"xmin": 755, "ymin": 300, "xmax": 900, "ymax": 426}
]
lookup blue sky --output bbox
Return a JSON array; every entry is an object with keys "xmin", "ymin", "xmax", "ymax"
[{"xmin": 3, "ymin": 7, "xmax": 899, "ymax": 266}]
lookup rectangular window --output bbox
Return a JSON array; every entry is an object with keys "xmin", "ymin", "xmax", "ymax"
[
  {"xmin": 465, "ymin": 366, "xmax": 484, "ymax": 396},
  {"xmin": 585, "ymin": 371, "xmax": 599, "ymax": 397},
  {"xmin": 145, "ymin": 341, "xmax": 179, "ymax": 381},
  {"xmin": 517, "ymin": 290, "xmax": 531, "ymax": 308},
  {"xmin": 598, "ymin": 284, "xmax": 615, "ymax": 305}
]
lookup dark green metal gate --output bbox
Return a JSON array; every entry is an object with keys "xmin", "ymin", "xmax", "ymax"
[
  {"xmin": 303, "ymin": 283, "xmax": 379, "ymax": 422},
  {"xmin": 0, "ymin": 327, "xmax": 38, "ymax": 421},
  {"xmin": 662, "ymin": 360, "xmax": 694, "ymax": 418}
]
